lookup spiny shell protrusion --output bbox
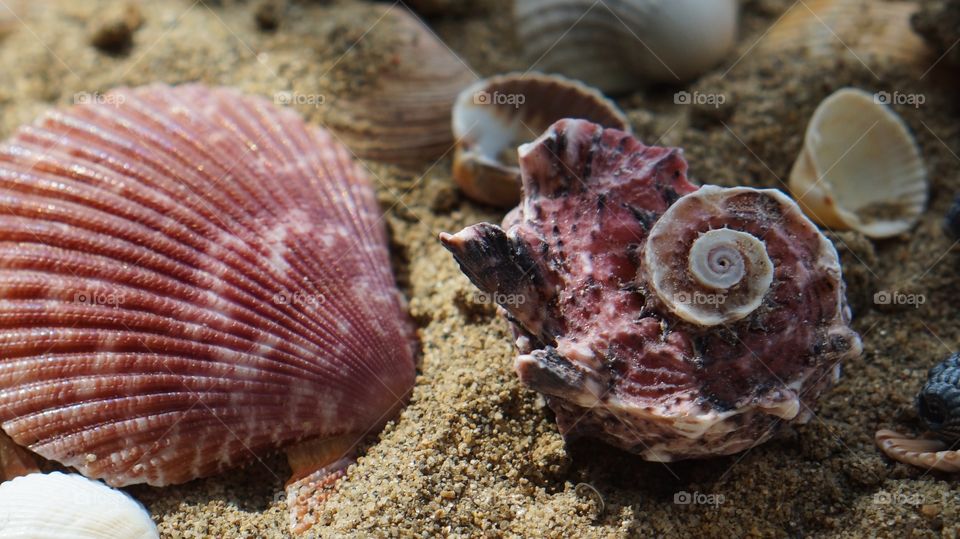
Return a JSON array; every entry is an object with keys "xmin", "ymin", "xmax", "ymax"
[
  {"xmin": 452, "ymin": 72, "xmax": 629, "ymax": 207},
  {"xmin": 514, "ymin": 0, "xmax": 739, "ymax": 93},
  {"xmin": 644, "ymin": 187, "xmax": 778, "ymax": 326},
  {"xmin": 0, "ymin": 84, "xmax": 417, "ymax": 509},
  {"xmin": 442, "ymin": 119, "xmax": 861, "ymax": 461},
  {"xmin": 0, "ymin": 472, "xmax": 158, "ymax": 539},
  {"xmin": 789, "ymin": 88, "xmax": 928, "ymax": 238}
]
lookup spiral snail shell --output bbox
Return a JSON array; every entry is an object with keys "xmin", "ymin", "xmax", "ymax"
[
  {"xmin": 877, "ymin": 354, "xmax": 960, "ymax": 472},
  {"xmin": 442, "ymin": 119, "xmax": 861, "ymax": 460},
  {"xmin": 644, "ymin": 187, "xmax": 777, "ymax": 326}
]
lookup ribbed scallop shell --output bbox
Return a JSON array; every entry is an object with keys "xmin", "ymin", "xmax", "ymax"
[
  {"xmin": 876, "ymin": 354, "xmax": 960, "ymax": 472},
  {"xmin": 0, "ymin": 84, "xmax": 416, "ymax": 488},
  {"xmin": 0, "ymin": 472, "xmax": 158, "ymax": 539}
]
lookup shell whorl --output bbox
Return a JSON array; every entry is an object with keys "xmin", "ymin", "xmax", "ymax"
[
  {"xmin": 688, "ymin": 229, "xmax": 772, "ymax": 292},
  {"xmin": 0, "ymin": 84, "xmax": 417, "ymax": 488},
  {"xmin": 644, "ymin": 187, "xmax": 781, "ymax": 326}
]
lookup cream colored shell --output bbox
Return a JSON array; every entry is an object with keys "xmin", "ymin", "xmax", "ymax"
[
  {"xmin": 789, "ymin": 88, "xmax": 927, "ymax": 238},
  {"xmin": 0, "ymin": 472, "xmax": 158, "ymax": 539},
  {"xmin": 758, "ymin": 0, "xmax": 930, "ymax": 71},
  {"xmin": 514, "ymin": 0, "xmax": 738, "ymax": 93}
]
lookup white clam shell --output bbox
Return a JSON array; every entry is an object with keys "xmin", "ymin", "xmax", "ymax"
[
  {"xmin": 0, "ymin": 472, "xmax": 158, "ymax": 539},
  {"xmin": 451, "ymin": 72, "xmax": 628, "ymax": 207},
  {"xmin": 788, "ymin": 88, "xmax": 928, "ymax": 239},
  {"xmin": 514, "ymin": 0, "xmax": 738, "ymax": 93}
]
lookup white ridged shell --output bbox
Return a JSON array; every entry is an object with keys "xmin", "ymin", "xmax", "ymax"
[
  {"xmin": 0, "ymin": 472, "xmax": 158, "ymax": 539},
  {"xmin": 451, "ymin": 72, "xmax": 629, "ymax": 207},
  {"xmin": 789, "ymin": 88, "xmax": 928, "ymax": 238}
]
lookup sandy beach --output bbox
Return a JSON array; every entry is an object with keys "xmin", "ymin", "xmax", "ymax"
[{"xmin": 0, "ymin": 0, "xmax": 959, "ymax": 537}]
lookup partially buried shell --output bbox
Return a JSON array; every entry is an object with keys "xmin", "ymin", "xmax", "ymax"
[
  {"xmin": 514, "ymin": 0, "xmax": 739, "ymax": 93},
  {"xmin": 0, "ymin": 84, "xmax": 417, "ymax": 533},
  {"xmin": 0, "ymin": 472, "xmax": 158, "ymax": 539},
  {"xmin": 323, "ymin": 5, "xmax": 475, "ymax": 168},
  {"xmin": 441, "ymin": 119, "xmax": 861, "ymax": 460},
  {"xmin": 452, "ymin": 72, "xmax": 629, "ymax": 207},
  {"xmin": 877, "ymin": 353, "xmax": 960, "ymax": 472},
  {"xmin": 756, "ymin": 0, "xmax": 930, "ymax": 70},
  {"xmin": 789, "ymin": 88, "xmax": 927, "ymax": 239}
]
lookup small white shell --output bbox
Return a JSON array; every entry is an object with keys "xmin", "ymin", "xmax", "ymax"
[
  {"xmin": 788, "ymin": 88, "xmax": 927, "ymax": 239},
  {"xmin": 514, "ymin": 0, "xmax": 738, "ymax": 93},
  {"xmin": 452, "ymin": 72, "xmax": 629, "ymax": 207},
  {"xmin": 0, "ymin": 472, "xmax": 158, "ymax": 539}
]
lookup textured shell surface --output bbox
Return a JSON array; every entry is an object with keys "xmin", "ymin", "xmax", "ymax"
[
  {"xmin": 514, "ymin": 0, "xmax": 738, "ymax": 93},
  {"xmin": 758, "ymin": 0, "xmax": 930, "ymax": 69},
  {"xmin": 0, "ymin": 84, "xmax": 416, "ymax": 489},
  {"xmin": 789, "ymin": 87, "xmax": 927, "ymax": 239},
  {"xmin": 325, "ymin": 5, "xmax": 475, "ymax": 168},
  {"xmin": 0, "ymin": 472, "xmax": 158, "ymax": 539},
  {"xmin": 441, "ymin": 119, "xmax": 862, "ymax": 461},
  {"xmin": 452, "ymin": 72, "xmax": 629, "ymax": 207},
  {"xmin": 876, "ymin": 354, "xmax": 960, "ymax": 472}
]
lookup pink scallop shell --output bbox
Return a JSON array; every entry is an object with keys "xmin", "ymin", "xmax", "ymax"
[{"xmin": 0, "ymin": 84, "xmax": 416, "ymax": 488}]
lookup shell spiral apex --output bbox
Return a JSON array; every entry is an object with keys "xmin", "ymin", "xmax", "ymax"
[
  {"xmin": 0, "ymin": 83, "xmax": 417, "ymax": 530},
  {"xmin": 644, "ymin": 187, "xmax": 779, "ymax": 326},
  {"xmin": 442, "ymin": 119, "xmax": 861, "ymax": 460}
]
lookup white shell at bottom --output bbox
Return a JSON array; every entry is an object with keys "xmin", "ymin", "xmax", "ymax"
[{"xmin": 0, "ymin": 472, "xmax": 158, "ymax": 539}]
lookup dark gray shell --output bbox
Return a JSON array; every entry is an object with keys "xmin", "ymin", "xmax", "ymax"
[{"xmin": 918, "ymin": 353, "xmax": 960, "ymax": 441}]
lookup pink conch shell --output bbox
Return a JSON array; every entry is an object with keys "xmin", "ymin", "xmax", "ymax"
[
  {"xmin": 441, "ymin": 119, "xmax": 861, "ymax": 461},
  {"xmin": 0, "ymin": 84, "xmax": 416, "ymax": 533}
]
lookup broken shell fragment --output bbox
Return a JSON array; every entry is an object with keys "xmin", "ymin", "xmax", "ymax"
[
  {"xmin": 0, "ymin": 83, "xmax": 417, "ymax": 535},
  {"xmin": 789, "ymin": 88, "xmax": 927, "ymax": 239},
  {"xmin": 0, "ymin": 472, "xmax": 159, "ymax": 539},
  {"xmin": 452, "ymin": 72, "xmax": 629, "ymax": 207},
  {"xmin": 441, "ymin": 119, "xmax": 861, "ymax": 460},
  {"xmin": 514, "ymin": 0, "xmax": 739, "ymax": 93}
]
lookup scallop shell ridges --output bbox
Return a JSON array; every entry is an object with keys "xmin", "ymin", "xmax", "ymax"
[{"xmin": 0, "ymin": 83, "xmax": 417, "ymax": 487}]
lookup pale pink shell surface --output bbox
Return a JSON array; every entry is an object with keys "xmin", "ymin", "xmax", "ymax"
[
  {"xmin": 442, "ymin": 119, "xmax": 861, "ymax": 461},
  {"xmin": 0, "ymin": 84, "xmax": 416, "ymax": 487}
]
